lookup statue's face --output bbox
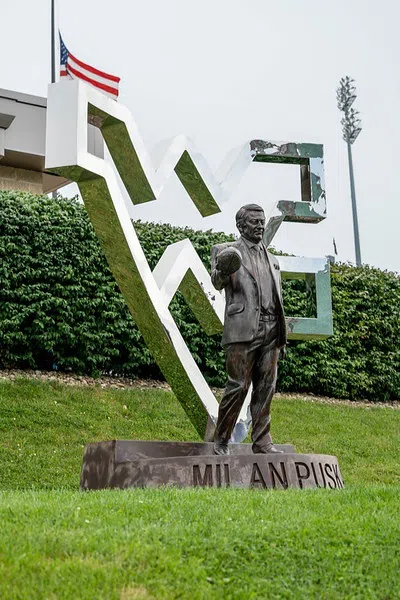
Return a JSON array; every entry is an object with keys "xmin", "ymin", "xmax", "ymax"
[{"xmin": 241, "ymin": 210, "xmax": 265, "ymax": 243}]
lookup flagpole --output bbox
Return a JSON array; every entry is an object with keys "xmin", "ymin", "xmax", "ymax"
[
  {"xmin": 51, "ymin": 0, "xmax": 59, "ymax": 198},
  {"xmin": 51, "ymin": 0, "xmax": 56, "ymax": 83}
]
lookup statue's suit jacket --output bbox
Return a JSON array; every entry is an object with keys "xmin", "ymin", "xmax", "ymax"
[{"xmin": 211, "ymin": 238, "xmax": 287, "ymax": 349}]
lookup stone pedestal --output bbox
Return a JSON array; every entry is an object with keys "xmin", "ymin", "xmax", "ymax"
[{"xmin": 80, "ymin": 440, "xmax": 344, "ymax": 490}]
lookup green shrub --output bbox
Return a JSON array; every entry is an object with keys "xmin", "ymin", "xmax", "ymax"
[
  {"xmin": 280, "ymin": 263, "xmax": 400, "ymax": 401},
  {"xmin": 0, "ymin": 191, "xmax": 399, "ymax": 400}
]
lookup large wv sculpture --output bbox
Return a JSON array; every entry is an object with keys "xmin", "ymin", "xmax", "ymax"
[{"xmin": 45, "ymin": 80, "xmax": 332, "ymax": 442}]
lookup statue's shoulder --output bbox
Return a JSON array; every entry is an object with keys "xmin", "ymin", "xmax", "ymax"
[
  {"xmin": 211, "ymin": 240, "xmax": 240, "ymax": 256},
  {"xmin": 211, "ymin": 240, "xmax": 239, "ymax": 253}
]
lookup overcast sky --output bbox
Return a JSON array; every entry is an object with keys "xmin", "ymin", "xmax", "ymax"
[{"xmin": 2, "ymin": 0, "xmax": 400, "ymax": 272}]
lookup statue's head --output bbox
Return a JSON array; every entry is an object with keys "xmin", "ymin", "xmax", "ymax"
[{"xmin": 236, "ymin": 204, "xmax": 265, "ymax": 244}]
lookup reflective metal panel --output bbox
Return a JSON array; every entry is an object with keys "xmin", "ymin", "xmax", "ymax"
[
  {"xmin": 152, "ymin": 239, "xmax": 224, "ymax": 335},
  {"xmin": 46, "ymin": 81, "xmax": 220, "ymax": 439},
  {"xmin": 279, "ymin": 256, "xmax": 333, "ymax": 339},
  {"xmin": 45, "ymin": 80, "xmax": 333, "ymax": 442}
]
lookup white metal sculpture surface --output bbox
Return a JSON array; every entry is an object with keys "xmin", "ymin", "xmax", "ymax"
[{"xmin": 45, "ymin": 80, "xmax": 332, "ymax": 441}]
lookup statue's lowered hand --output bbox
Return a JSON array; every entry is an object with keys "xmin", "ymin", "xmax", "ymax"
[{"xmin": 216, "ymin": 247, "xmax": 242, "ymax": 276}]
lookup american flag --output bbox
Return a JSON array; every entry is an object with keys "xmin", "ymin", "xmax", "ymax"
[{"xmin": 59, "ymin": 32, "xmax": 120, "ymax": 100}]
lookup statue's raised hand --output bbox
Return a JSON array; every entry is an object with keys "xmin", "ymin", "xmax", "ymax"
[{"xmin": 216, "ymin": 247, "xmax": 242, "ymax": 276}]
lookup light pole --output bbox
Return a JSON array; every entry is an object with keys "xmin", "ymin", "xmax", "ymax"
[{"xmin": 336, "ymin": 76, "xmax": 363, "ymax": 267}]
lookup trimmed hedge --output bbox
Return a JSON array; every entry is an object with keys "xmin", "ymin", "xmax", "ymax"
[{"xmin": 0, "ymin": 191, "xmax": 399, "ymax": 401}]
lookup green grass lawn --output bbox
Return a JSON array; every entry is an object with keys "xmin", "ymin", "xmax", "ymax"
[{"xmin": 0, "ymin": 378, "xmax": 399, "ymax": 599}]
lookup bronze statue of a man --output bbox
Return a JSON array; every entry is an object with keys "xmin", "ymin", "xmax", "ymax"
[{"xmin": 211, "ymin": 204, "xmax": 287, "ymax": 455}]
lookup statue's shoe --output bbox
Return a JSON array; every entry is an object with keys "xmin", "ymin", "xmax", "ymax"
[
  {"xmin": 253, "ymin": 444, "xmax": 284, "ymax": 455},
  {"xmin": 213, "ymin": 441, "xmax": 229, "ymax": 455}
]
